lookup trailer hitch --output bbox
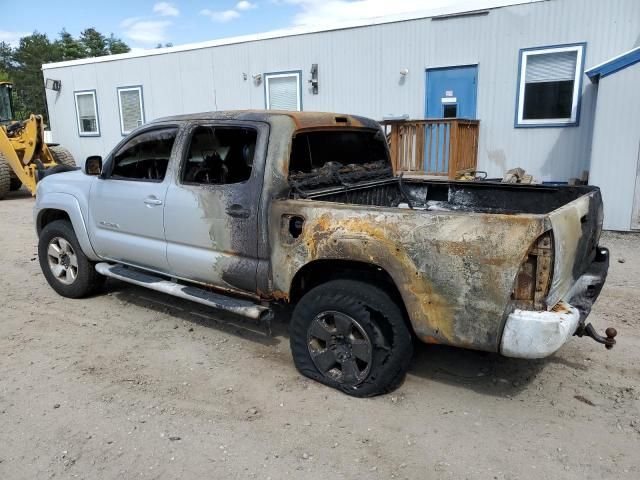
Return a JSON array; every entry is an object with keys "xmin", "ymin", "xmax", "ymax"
[{"xmin": 574, "ymin": 323, "xmax": 617, "ymax": 349}]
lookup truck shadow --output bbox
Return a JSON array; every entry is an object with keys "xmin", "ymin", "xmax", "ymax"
[
  {"xmin": 103, "ymin": 280, "xmax": 287, "ymax": 347},
  {"xmin": 408, "ymin": 341, "xmax": 585, "ymax": 397},
  {"xmin": 102, "ymin": 279, "xmax": 585, "ymax": 397}
]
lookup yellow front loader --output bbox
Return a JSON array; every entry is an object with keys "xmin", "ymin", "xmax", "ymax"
[{"xmin": 0, "ymin": 81, "xmax": 76, "ymax": 199}]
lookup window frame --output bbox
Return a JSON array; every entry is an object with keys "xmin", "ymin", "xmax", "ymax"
[
  {"xmin": 117, "ymin": 85, "xmax": 145, "ymax": 136},
  {"xmin": 104, "ymin": 125, "xmax": 179, "ymax": 183},
  {"xmin": 515, "ymin": 43, "xmax": 586, "ymax": 128},
  {"xmin": 264, "ymin": 70, "xmax": 303, "ymax": 112},
  {"xmin": 179, "ymin": 123, "xmax": 260, "ymax": 187},
  {"xmin": 74, "ymin": 90, "xmax": 100, "ymax": 137}
]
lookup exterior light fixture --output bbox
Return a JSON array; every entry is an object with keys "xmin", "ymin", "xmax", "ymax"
[
  {"xmin": 45, "ymin": 78, "xmax": 62, "ymax": 91},
  {"xmin": 400, "ymin": 68, "xmax": 409, "ymax": 76}
]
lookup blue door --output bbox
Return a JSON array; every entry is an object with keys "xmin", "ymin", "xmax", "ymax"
[
  {"xmin": 424, "ymin": 65, "xmax": 477, "ymax": 173},
  {"xmin": 425, "ymin": 65, "xmax": 478, "ymax": 119}
]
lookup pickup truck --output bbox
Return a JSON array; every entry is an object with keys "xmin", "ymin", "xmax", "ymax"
[{"xmin": 34, "ymin": 111, "xmax": 615, "ymax": 397}]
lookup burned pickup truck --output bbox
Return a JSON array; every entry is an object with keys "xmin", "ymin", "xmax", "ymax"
[{"xmin": 34, "ymin": 111, "xmax": 615, "ymax": 396}]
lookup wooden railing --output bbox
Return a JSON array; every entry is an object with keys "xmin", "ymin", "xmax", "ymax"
[{"xmin": 381, "ymin": 119, "xmax": 480, "ymax": 178}]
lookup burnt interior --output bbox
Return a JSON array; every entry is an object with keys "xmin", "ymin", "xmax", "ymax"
[
  {"xmin": 301, "ymin": 180, "xmax": 597, "ymax": 215},
  {"xmin": 287, "ymin": 128, "xmax": 597, "ymax": 215}
]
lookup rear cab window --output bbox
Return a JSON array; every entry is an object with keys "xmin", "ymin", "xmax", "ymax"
[{"xmin": 288, "ymin": 129, "xmax": 392, "ymax": 190}]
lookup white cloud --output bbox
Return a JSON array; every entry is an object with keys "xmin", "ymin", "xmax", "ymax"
[
  {"xmin": 153, "ymin": 2, "xmax": 180, "ymax": 17},
  {"xmin": 200, "ymin": 8, "xmax": 241, "ymax": 22},
  {"xmin": 0, "ymin": 30, "xmax": 30, "ymax": 47},
  {"xmin": 236, "ymin": 1, "xmax": 257, "ymax": 10},
  {"xmin": 282, "ymin": 0, "xmax": 466, "ymax": 25},
  {"xmin": 121, "ymin": 18, "xmax": 172, "ymax": 44}
]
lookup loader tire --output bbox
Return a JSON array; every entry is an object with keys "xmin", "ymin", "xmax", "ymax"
[
  {"xmin": 290, "ymin": 279, "xmax": 413, "ymax": 397},
  {"xmin": 10, "ymin": 177, "xmax": 22, "ymax": 191},
  {"xmin": 0, "ymin": 156, "xmax": 11, "ymax": 200},
  {"xmin": 49, "ymin": 146, "xmax": 76, "ymax": 168}
]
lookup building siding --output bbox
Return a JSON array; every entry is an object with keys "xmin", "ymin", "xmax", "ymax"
[
  {"xmin": 44, "ymin": 0, "xmax": 640, "ymax": 183},
  {"xmin": 589, "ymin": 63, "xmax": 640, "ymax": 231}
]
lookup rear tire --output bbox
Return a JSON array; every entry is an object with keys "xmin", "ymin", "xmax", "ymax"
[
  {"xmin": 290, "ymin": 279, "xmax": 413, "ymax": 397},
  {"xmin": 49, "ymin": 146, "xmax": 76, "ymax": 168},
  {"xmin": 38, "ymin": 220, "xmax": 103, "ymax": 298},
  {"xmin": 0, "ymin": 156, "xmax": 11, "ymax": 200}
]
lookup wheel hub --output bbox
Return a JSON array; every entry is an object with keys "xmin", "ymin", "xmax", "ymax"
[
  {"xmin": 307, "ymin": 311, "xmax": 373, "ymax": 386},
  {"xmin": 46, "ymin": 237, "xmax": 78, "ymax": 286}
]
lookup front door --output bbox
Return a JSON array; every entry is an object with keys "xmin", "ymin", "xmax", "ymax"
[
  {"xmin": 424, "ymin": 65, "xmax": 478, "ymax": 173},
  {"xmin": 164, "ymin": 122, "xmax": 266, "ymax": 293},
  {"xmin": 425, "ymin": 65, "xmax": 478, "ymax": 119},
  {"xmin": 88, "ymin": 126, "xmax": 179, "ymax": 273}
]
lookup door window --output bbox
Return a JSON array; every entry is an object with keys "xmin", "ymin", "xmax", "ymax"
[
  {"xmin": 110, "ymin": 127, "xmax": 177, "ymax": 181},
  {"xmin": 182, "ymin": 126, "xmax": 257, "ymax": 185}
]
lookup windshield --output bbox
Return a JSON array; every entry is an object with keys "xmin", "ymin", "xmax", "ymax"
[{"xmin": 0, "ymin": 84, "xmax": 13, "ymax": 122}]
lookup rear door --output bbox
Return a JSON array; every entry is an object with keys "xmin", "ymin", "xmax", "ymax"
[
  {"xmin": 88, "ymin": 126, "xmax": 179, "ymax": 273},
  {"xmin": 163, "ymin": 121, "xmax": 267, "ymax": 292}
]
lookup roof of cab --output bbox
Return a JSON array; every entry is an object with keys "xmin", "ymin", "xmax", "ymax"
[{"xmin": 153, "ymin": 110, "xmax": 380, "ymax": 131}]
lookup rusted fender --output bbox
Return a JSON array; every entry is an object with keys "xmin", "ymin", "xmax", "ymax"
[{"xmin": 270, "ymin": 200, "xmax": 547, "ymax": 352}]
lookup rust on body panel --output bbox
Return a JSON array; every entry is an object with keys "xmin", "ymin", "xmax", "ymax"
[{"xmin": 269, "ymin": 200, "xmax": 547, "ymax": 352}]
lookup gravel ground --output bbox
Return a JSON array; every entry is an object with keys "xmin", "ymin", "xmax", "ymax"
[{"xmin": 1, "ymin": 189, "xmax": 639, "ymax": 480}]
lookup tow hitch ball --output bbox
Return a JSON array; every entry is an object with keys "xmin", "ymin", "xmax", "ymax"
[{"xmin": 574, "ymin": 323, "xmax": 617, "ymax": 349}]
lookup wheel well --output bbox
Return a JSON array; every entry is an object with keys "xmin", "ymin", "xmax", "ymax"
[
  {"xmin": 37, "ymin": 209, "xmax": 70, "ymax": 234},
  {"xmin": 289, "ymin": 260, "xmax": 411, "ymax": 325}
]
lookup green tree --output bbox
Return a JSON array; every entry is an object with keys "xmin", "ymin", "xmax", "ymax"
[
  {"xmin": 106, "ymin": 34, "xmax": 130, "ymax": 55},
  {"xmin": 10, "ymin": 32, "xmax": 62, "ymax": 120},
  {"xmin": 80, "ymin": 28, "xmax": 107, "ymax": 57},
  {"xmin": 0, "ymin": 41, "xmax": 12, "ymax": 82},
  {"xmin": 4, "ymin": 29, "xmax": 130, "ymax": 122},
  {"xmin": 56, "ymin": 29, "xmax": 85, "ymax": 60}
]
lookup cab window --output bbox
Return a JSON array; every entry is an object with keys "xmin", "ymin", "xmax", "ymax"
[
  {"xmin": 110, "ymin": 127, "xmax": 178, "ymax": 181},
  {"xmin": 182, "ymin": 126, "xmax": 256, "ymax": 185}
]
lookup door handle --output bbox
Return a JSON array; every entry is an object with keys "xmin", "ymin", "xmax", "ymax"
[
  {"xmin": 225, "ymin": 204, "xmax": 250, "ymax": 219},
  {"xmin": 144, "ymin": 196, "xmax": 163, "ymax": 206}
]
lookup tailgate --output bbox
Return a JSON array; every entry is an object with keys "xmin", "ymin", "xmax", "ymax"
[{"xmin": 545, "ymin": 188, "xmax": 603, "ymax": 309}]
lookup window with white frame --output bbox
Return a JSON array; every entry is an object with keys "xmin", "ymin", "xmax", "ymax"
[
  {"xmin": 265, "ymin": 72, "xmax": 301, "ymax": 111},
  {"xmin": 516, "ymin": 44, "xmax": 585, "ymax": 127},
  {"xmin": 74, "ymin": 90, "xmax": 99, "ymax": 136},
  {"xmin": 118, "ymin": 86, "xmax": 145, "ymax": 135}
]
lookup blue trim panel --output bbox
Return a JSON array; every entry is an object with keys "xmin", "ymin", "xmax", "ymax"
[
  {"xmin": 263, "ymin": 70, "xmax": 303, "ymax": 111},
  {"xmin": 117, "ymin": 85, "xmax": 146, "ymax": 136},
  {"xmin": 73, "ymin": 89, "xmax": 101, "ymax": 137},
  {"xmin": 514, "ymin": 42, "xmax": 587, "ymax": 129},
  {"xmin": 586, "ymin": 47, "xmax": 640, "ymax": 82}
]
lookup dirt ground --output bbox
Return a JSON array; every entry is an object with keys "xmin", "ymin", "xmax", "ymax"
[{"xmin": 0, "ymin": 189, "xmax": 639, "ymax": 480}]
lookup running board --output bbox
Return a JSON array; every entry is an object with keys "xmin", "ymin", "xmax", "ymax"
[{"xmin": 95, "ymin": 263, "xmax": 272, "ymax": 325}]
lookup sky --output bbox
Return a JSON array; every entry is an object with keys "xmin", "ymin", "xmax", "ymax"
[{"xmin": 1, "ymin": 0, "xmax": 471, "ymax": 51}]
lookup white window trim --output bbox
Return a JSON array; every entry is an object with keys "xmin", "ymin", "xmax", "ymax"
[
  {"xmin": 117, "ymin": 86, "xmax": 145, "ymax": 136},
  {"xmin": 516, "ymin": 44, "xmax": 584, "ymax": 127},
  {"xmin": 74, "ymin": 90, "xmax": 100, "ymax": 137},
  {"xmin": 265, "ymin": 71, "xmax": 302, "ymax": 111}
]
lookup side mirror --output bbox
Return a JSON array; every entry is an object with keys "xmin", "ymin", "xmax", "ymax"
[{"xmin": 85, "ymin": 156, "xmax": 102, "ymax": 176}]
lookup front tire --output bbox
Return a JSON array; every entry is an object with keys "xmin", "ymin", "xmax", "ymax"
[
  {"xmin": 38, "ymin": 220, "xmax": 103, "ymax": 298},
  {"xmin": 290, "ymin": 280, "xmax": 413, "ymax": 397},
  {"xmin": 0, "ymin": 156, "xmax": 11, "ymax": 199},
  {"xmin": 49, "ymin": 146, "xmax": 76, "ymax": 168}
]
